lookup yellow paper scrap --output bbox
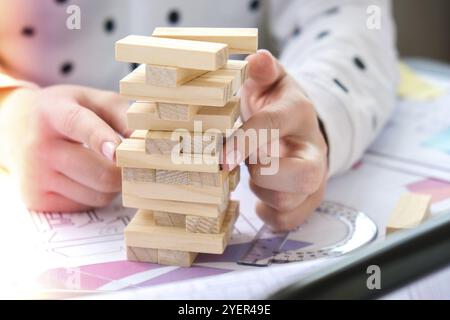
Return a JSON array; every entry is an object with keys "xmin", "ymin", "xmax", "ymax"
[{"xmin": 397, "ymin": 62, "xmax": 446, "ymax": 101}]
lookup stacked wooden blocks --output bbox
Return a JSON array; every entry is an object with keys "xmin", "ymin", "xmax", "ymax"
[{"xmin": 115, "ymin": 28, "xmax": 257, "ymax": 267}]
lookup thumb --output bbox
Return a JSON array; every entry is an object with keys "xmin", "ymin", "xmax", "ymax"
[{"xmin": 245, "ymin": 49, "xmax": 286, "ymax": 92}]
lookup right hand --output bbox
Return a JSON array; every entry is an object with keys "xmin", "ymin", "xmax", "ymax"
[{"xmin": 0, "ymin": 85, "xmax": 130, "ymax": 212}]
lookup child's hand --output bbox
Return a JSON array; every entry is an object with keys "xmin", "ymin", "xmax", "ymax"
[
  {"xmin": 224, "ymin": 50, "xmax": 328, "ymax": 231},
  {"xmin": 0, "ymin": 85, "xmax": 130, "ymax": 212}
]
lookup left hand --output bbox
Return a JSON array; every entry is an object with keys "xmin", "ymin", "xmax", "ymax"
[{"xmin": 222, "ymin": 50, "xmax": 329, "ymax": 231}]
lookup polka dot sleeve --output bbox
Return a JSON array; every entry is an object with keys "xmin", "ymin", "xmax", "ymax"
[{"xmin": 276, "ymin": 0, "xmax": 399, "ymax": 177}]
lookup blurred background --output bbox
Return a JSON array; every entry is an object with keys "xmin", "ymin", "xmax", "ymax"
[{"xmin": 394, "ymin": 0, "xmax": 450, "ymax": 62}]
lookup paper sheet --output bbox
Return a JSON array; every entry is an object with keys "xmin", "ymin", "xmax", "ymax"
[{"xmin": 368, "ymin": 85, "xmax": 450, "ymax": 182}]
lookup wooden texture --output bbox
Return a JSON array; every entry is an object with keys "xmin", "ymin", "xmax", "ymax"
[
  {"xmin": 116, "ymin": 35, "xmax": 228, "ymax": 70},
  {"xmin": 185, "ymin": 213, "xmax": 224, "ymax": 234},
  {"xmin": 152, "ymin": 27, "xmax": 258, "ymax": 54},
  {"xmin": 126, "ymin": 246, "xmax": 197, "ymax": 267},
  {"xmin": 156, "ymin": 103, "xmax": 200, "ymax": 121},
  {"xmin": 122, "ymin": 178, "xmax": 229, "ymax": 204},
  {"xmin": 116, "ymin": 138, "xmax": 220, "ymax": 173},
  {"xmin": 126, "ymin": 98, "xmax": 240, "ymax": 132},
  {"xmin": 124, "ymin": 200, "xmax": 239, "ymax": 254},
  {"xmin": 188, "ymin": 171, "xmax": 224, "ymax": 187},
  {"xmin": 181, "ymin": 131, "xmax": 223, "ymax": 155},
  {"xmin": 126, "ymin": 246, "xmax": 158, "ymax": 263},
  {"xmin": 185, "ymin": 201, "xmax": 238, "ymax": 234},
  {"xmin": 154, "ymin": 170, "xmax": 227, "ymax": 187},
  {"xmin": 145, "ymin": 64, "xmax": 206, "ymax": 87},
  {"xmin": 226, "ymin": 60, "xmax": 249, "ymax": 82},
  {"xmin": 204, "ymin": 69, "xmax": 242, "ymax": 94},
  {"xmin": 386, "ymin": 193, "xmax": 432, "ymax": 235},
  {"xmin": 229, "ymin": 166, "xmax": 240, "ymax": 191},
  {"xmin": 122, "ymin": 194, "xmax": 228, "ymax": 218},
  {"xmin": 136, "ymin": 130, "xmax": 223, "ymax": 156},
  {"xmin": 145, "ymin": 131, "xmax": 180, "ymax": 155},
  {"xmin": 153, "ymin": 211, "xmax": 185, "ymax": 227},
  {"xmin": 155, "ymin": 170, "xmax": 190, "ymax": 185},
  {"xmin": 122, "ymin": 168, "xmax": 155, "ymax": 183},
  {"xmin": 157, "ymin": 249, "xmax": 198, "ymax": 267},
  {"xmin": 120, "ymin": 65, "xmax": 234, "ymax": 107}
]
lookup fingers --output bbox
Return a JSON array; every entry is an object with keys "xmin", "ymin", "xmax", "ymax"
[
  {"xmin": 51, "ymin": 140, "xmax": 121, "ymax": 193},
  {"xmin": 255, "ymin": 200, "xmax": 312, "ymax": 232},
  {"xmin": 244, "ymin": 49, "xmax": 286, "ymax": 93},
  {"xmin": 255, "ymin": 185, "xmax": 325, "ymax": 232},
  {"xmin": 72, "ymin": 86, "xmax": 131, "ymax": 137},
  {"xmin": 28, "ymin": 192, "xmax": 92, "ymax": 213},
  {"xmin": 247, "ymin": 157, "xmax": 323, "ymax": 194},
  {"xmin": 44, "ymin": 101, "xmax": 121, "ymax": 161},
  {"xmin": 249, "ymin": 180, "xmax": 307, "ymax": 212},
  {"xmin": 222, "ymin": 100, "xmax": 306, "ymax": 171},
  {"xmin": 48, "ymin": 172, "xmax": 118, "ymax": 208}
]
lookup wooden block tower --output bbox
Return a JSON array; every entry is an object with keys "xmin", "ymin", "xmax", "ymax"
[{"xmin": 115, "ymin": 28, "xmax": 258, "ymax": 267}]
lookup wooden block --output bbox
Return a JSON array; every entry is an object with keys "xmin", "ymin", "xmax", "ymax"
[
  {"xmin": 116, "ymin": 138, "xmax": 220, "ymax": 173},
  {"xmin": 155, "ymin": 170, "xmax": 190, "ymax": 185},
  {"xmin": 156, "ymin": 103, "xmax": 200, "ymax": 121},
  {"xmin": 181, "ymin": 131, "xmax": 223, "ymax": 155},
  {"xmin": 126, "ymin": 246, "xmax": 158, "ymax": 263},
  {"xmin": 122, "ymin": 167, "xmax": 155, "ymax": 183},
  {"xmin": 153, "ymin": 211, "xmax": 185, "ymax": 227},
  {"xmin": 204, "ymin": 69, "xmax": 242, "ymax": 94},
  {"xmin": 145, "ymin": 65, "xmax": 207, "ymax": 88},
  {"xmin": 226, "ymin": 60, "xmax": 249, "ymax": 82},
  {"xmin": 126, "ymin": 246, "xmax": 197, "ymax": 267},
  {"xmin": 185, "ymin": 214, "xmax": 225, "ymax": 234},
  {"xmin": 136, "ymin": 130, "xmax": 223, "ymax": 156},
  {"xmin": 127, "ymin": 167, "xmax": 226, "ymax": 187},
  {"xmin": 188, "ymin": 171, "xmax": 223, "ymax": 187},
  {"xmin": 126, "ymin": 98, "xmax": 240, "ymax": 132},
  {"xmin": 229, "ymin": 166, "xmax": 240, "ymax": 191},
  {"xmin": 186, "ymin": 201, "xmax": 238, "ymax": 234},
  {"xmin": 124, "ymin": 200, "xmax": 239, "ymax": 254},
  {"xmin": 152, "ymin": 27, "xmax": 258, "ymax": 54},
  {"xmin": 386, "ymin": 193, "xmax": 432, "ymax": 235},
  {"xmin": 157, "ymin": 249, "xmax": 198, "ymax": 267},
  {"xmin": 116, "ymin": 35, "xmax": 228, "ymax": 71},
  {"xmin": 122, "ymin": 178, "xmax": 229, "ymax": 204},
  {"xmin": 145, "ymin": 131, "xmax": 181, "ymax": 155},
  {"xmin": 122, "ymin": 194, "xmax": 228, "ymax": 218},
  {"xmin": 120, "ymin": 65, "xmax": 234, "ymax": 107}
]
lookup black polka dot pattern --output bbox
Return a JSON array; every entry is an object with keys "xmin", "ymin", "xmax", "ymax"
[
  {"xmin": 22, "ymin": 26, "xmax": 35, "ymax": 37},
  {"xmin": 292, "ymin": 26, "xmax": 301, "ymax": 37},
  {"xmin": 104, "ymin": 18, "xmax": 116, "ymax": 34},
  {"xmin": 353, "ymin": 56, "xmax": 366, "ymax": 71},
  {"xmin": 316, "ymin": 31, "xmax": 330, "ymax": 40},
  {"xmin": 334, "ymin": 79, "xmax": 348, "ymax": 93},
  {"xmin": 167, "ymin": 9, "xmax": 180, "ymax": 25},
  {"xmin": 60, "ymin": 62, "xmax": 74, "ymax": 76},
  {"xmin": 249, "ymin": 0, "xmax": 260, "ymax": 11}
]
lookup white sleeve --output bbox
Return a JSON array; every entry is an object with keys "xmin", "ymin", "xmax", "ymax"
[{"xmin": 271, "ymin": 0, "xmax": 399, "ymax": 177}]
